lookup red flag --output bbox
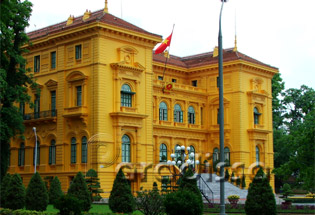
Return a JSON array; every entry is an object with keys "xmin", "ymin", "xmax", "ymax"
[{"xmin": 154, "ymin": 33, "xmax": 173, "ymax": 54}]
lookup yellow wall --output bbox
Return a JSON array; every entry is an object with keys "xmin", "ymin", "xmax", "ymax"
[{"xmin": 9, "ymin": 12, "xmax": 277, "ymax": 195}]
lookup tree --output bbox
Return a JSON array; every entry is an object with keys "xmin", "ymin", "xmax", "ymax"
[
  {"xmin": 273, "ymin": 86, "xmax": 315, "ymax": 192},
  {"xmin": 25, "ymin": 172, "xmax": 49, "ymax": 211},
  {"xmin": 55, "ymin": 194, "xmax": 82, "ymax": 215},
  {"xmin": 109, "ymin": 168, "xmax": 135, "ymax": 213},
  {"xmin": 85, "ymin": 169, "xmax": 103, "ymax": 201},
  {"xmin": 68, "ymin": 172, "xmax": 91, "ymax": 212},
  {"xmin": 245, "ymin": 168, "xmax": 276, "ymax": 215},
  {"xmin": 0, "ymin": 0, "xmax": 37, "ymax": 182},
  {"xmin": 0, "ymin": 173, "xmax": 11, "ymax": 207},
  {"xmin": 49, "ymin": 176, "xmax": 63, "ymax": 205},
  {"xmin": 271, "ymin": 73, "xmax": 285, "ymax": 129},
  {"xmin": 225, "ymin": 169, "xmax": 230, "ymax": 181},
  {"xmin": 5, "ymin": 174, "xmax": 25, "ymax": 210}
]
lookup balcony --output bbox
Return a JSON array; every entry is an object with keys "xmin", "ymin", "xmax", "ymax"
[
  {"xmin": 63, "ymin": 106, "xmax": 88, "ymax": 118},
  {"xmin": 23, "ymin": 110, "xmax": 57, "ymax": 124}
]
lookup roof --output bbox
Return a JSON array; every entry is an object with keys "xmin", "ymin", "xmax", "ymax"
[
  {"xmin": 153, "ymin": 48, "xmax": 278, "ymax": 70},
  {"xmin": 27, "ymin": 9, "xmax": 161, "ymax": 40}
]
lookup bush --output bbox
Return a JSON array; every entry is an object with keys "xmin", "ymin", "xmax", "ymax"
[
  {"xmin": 5, "ymin": 174, "xmax": 25, "ymax": 210},
  {"xmin": 164, "ymin": 189, "xmax": 203, "ymax": 215},
  {"xmin": 48, "ymin": 176, "xmax": 63, "ymax": 205},
  {"xmin": 135, "ymin": 188, "xmax": 165, "ymax": 215},
  {"xmin": 25, "ymin": 172, "xmax": 49, "ymax": 211},
  {"xmin": 85, "ymin": 169, "xmax": 103, "ymax": 202},
  {"xmin": 55, "ymin": 194, "xmax": 82, "ymax": 215},
  {"xmin": 245, "ymin": 168, "xmax": 276, "ymax": 215},
  {"xmin": 68, "ymin": 172, "xmax": 91, "ymax": 212},
  {"xmin": 282, "ymin": 183, "xmax": 293, "ymax": 198},
  {"xmin": 109, "ymin": 168, "xmax": 135, "ymax": 213},
  {"xmin": 0, "ymin": 173, "xmax": 11, "ymax": 207}
]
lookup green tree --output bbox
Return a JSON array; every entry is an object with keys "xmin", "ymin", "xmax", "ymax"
[
  {"xmin": 25, "ymin": 172, "xmax": 49, "ymax": 211},
  {"xmin": 225, "ymin": 169, "xmax": 230, "ymax": 181},
  {"xmin": 245, "ymin": 168, "xmax": 276, "ymax": 215},
  {"xmin": 68, "ymin": 172, "xmax": 91, "ymax": 212},
  {"xmin": 0, "ymin": 174, "xmax": 11, "ymax": 207},
  {"xmin": 5, "ymin": 174, "xmax": 25, "ymax": 210},
  {"xmin": 49, "ymin": 176, "xmax": 63, "ymax": 205},
  {"xmin": 109, "ymin": 168, "xmax": 135, "ymax": 213},
  {"xmin": 0, "ymin": 0, "xmax": 37, "ymax": 182},
  {"xmin": 85, "ymin": 169, "xmax": 103, "ymax": 201},
  {"xmin": 273, "ymin": 86, "xmax": 315, "ymax": 192}
]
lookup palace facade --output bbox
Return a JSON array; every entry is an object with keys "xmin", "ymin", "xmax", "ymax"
[{"xmin": 8, "ymin": 7, "xmax": 278, "ymax": 196}]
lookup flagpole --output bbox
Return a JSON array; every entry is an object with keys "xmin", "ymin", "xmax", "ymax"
[{"xmin": 162, "ymin": 24, "xmax": 175, "ymax": 82}]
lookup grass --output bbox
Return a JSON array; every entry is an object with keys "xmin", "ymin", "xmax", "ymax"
[{"xmin": 45, "ymin": 204, "xmax": 143, "ymax": 214}]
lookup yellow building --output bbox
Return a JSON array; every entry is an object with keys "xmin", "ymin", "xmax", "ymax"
[{"xmin": 8, "ymin": 7, "xmax": 278, "ymax": 196}]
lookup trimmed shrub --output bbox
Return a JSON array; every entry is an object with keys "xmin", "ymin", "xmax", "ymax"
[
  {"xmin": 0, "ymin": 173, "xmax": 11, "ymax": 207},
  {"xmin": 5, "ymin": 174, "xmax": 25, "ymax": 210},
  {"xmin": 48, "ymin": 176, "xmax": 63, "ymax": 205},
  {"xmin": 55, "ymin": 194, "xmax": 82, "ymax": 215},
  {"xmin": 231, "ymin": 172, "xmax": 235, "ymax": 184},
  {"xmin": 282, "ymin": 183, "xmax": 293, "ymax": 198},
  {"xmin": 164, "ymin": 189, "xmax": 203, "ymax": 215},
  {"xmin": 85, "ymin": 169, "xmax": 103, "ymax": 202},
  {"xmin": 68, "ymin": 172, "xmax": 91, "ymax": 212},
  {"xmin": 245, "ymin": 168, "xmax": 276, "ymax": 215},
  {"xmin": 225, "ymin": 169, "xmax": 230, "ymax": 181},
  {"xmin": 109, "ymin": 168, "xmax": 135, "ymax": 213},
  {"xmin": 135, "ymin": 188, "xmax": 165, "ymax": 215},
  {"xmin": 25, "ymin": 172, "xmax": 49, "ymax": 211},
  {"xmin": 241, "ymin": 175, "xmax": 246, "ymax": 189}
]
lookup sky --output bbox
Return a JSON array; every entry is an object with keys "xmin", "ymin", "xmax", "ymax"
[{"xmin": 26, "ymin": 0, "xmax": 315, "ymax": 90}]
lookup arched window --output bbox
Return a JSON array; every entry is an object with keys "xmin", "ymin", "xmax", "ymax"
[
  {"xmin": 33, "ymin": 141, "xmax": 40, "ymax": 165},
  {"xmin": 224, "ymin": 147, "xmax": 230, "ymax": 166},
  {"xmin": 122, "ymin": 135, "xmax": 131, "ymax": 162},
  {"xmin": 256, "ymin": 146, "xmax": 260, "ymax": 166},
  {"xmin": 49, "ymin": 139, "xmax": 56, "ymax": 165},
  {"xmin": 81, "ymin": 136, "xmax": 87, "ymax": 163},
  {"xmin": 213, "ymin": 148, "xmax": 219, "ymax": 163},
  {"xmin": 254, "ymin": 107, "xmax": 261, "ymax": 125},
  {"xmin": 71, "ymin": 137, "xmax": 76, "ymax": 164},
  {"xmin": 188, "ymin": 106, "xmax": 195, "ymax": 124},
  {"xmin": 18, "ymin": 143, "xmax": 25, "ymax": 166},
  {"xmin": 190, "ymin": 146, "xmax": 195, "ymax": 168},
  {"xmin": 159, "ymin": 102, "xmax": 168, "ymax": 121},
  {"xmin": 174, "ymin": 104, "xmax": 183, "ymax": 123},
  {"xmin": 159, "ymin": 144, "xmax": 167, "ymax": 162},
  {"xmin": 121, "ymin": 84, "xmax": 134, "ymax": 107}
]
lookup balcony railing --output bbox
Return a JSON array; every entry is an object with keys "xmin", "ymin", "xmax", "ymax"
[{"xmin": 23, "ymin": 110, "xmax": 57, "ymax": 120}]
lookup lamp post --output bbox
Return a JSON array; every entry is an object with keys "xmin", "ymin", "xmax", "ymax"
[
  {"xmin": 218, "ymin": 0, "xmax": 228, "ymax": 214},
  {"xmin": 33, "ymin": 127, "xmax": 38, "ymax": 173},
  {"xmin": 168, "ymin": 145, "xmax": 200, "ymax": 169}
]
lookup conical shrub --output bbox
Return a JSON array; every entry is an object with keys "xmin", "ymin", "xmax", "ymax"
[
  {"xmin": 109, "ymin": 168, "xmax": 135, "ymax": 213},
  {"xmin": 5, "ymin": 174, "xmax": 25, "ymax": 210},
  {"xmin": 25, "ymin": 172, "xmax": 49, "ymax": 211},
  {"xmin": 68, "ymin": 172, "xmax": 91, "ymax": 211},
  {"xmin": 49, "ymin": 176, "xmax": 63, "ymax": 205},
  {"xmin": 0, "ymin": 173, "xmax": 11, "ymax": 207},
  {"xmin": 245, "ymin": 168, "xmax": 276, "ymax": 215}
]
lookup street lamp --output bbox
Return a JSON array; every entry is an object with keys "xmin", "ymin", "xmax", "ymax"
[
  {"xmin": 33, "ymin": 127, "xmax": 38, "ymax": 173},
  {"xmin": 218, "ymin": 0, "xmax": 228, "ymax": 214},
  {"xmin": 167, "ymin": 145, "xmax": 200, "ymax": 171}
]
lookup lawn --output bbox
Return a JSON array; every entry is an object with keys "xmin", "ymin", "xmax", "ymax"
[{"xmin": 46, "ymin": 204, "xmax": 143, "ymax": 214}]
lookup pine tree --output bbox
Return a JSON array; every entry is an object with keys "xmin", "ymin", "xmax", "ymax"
[
  {"xmin": 25, "ymin": 172, "xmax": 49, "ymax": 211},
  {"xmin": 5, "ymin": 174, "xmax": 25, "ymax": 210},
  {"xmin": 231, "ymin": 172, "xmax": 235, "ymax": 184},
  {"xmin": 0, "ymin": 173, "xmax": 11, "ymax": 207},
  {"xmin": 68, "ymin": 172, "xmax": 91, "ymax": 212},
  {"xmin": 85, "ymin": 169, "xmax": 103, "ymax": 201},
  {"xmin": 49, "ymin": 176, "xmax": 63, "ymax": 205},
  {"xmin": 241, "ymin": 174, "xmax": 246, "ymax": 189},
  {"xmin": 245, "ymin": 168, "xmax": 276, "ymax": 215},
  {"xmin": 109, "ymin": 168, "xmax": 135, "ymax": 213}
]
